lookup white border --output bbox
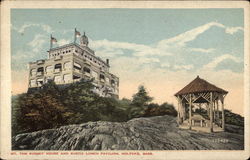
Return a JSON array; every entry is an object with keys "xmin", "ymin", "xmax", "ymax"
[{"xmin": 1, "ymin": 1, "xmax": 249, "ymax": 160}]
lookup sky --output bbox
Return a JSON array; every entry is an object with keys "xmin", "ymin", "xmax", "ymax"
[{"xmin": 11, "ymin": 9, "xmax": 244, "ymax": 115}]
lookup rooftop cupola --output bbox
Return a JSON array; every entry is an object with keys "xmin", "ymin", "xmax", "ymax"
[{"xmin": 80, "ymin": 32, "xmax": 89, "ymax": 47}]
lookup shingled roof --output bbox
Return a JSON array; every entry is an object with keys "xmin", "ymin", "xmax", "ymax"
[{"xmin": 174, "ymin": 76, "xmax": 228, "ymax": 96}]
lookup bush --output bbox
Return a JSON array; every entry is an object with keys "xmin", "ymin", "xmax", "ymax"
[
  {"xmin": 12, "ymin": 80, "xmax": 128, "ymax": 135},
  {"xmin": 143, "ymin": 102, "xmax": 177, "ymax": 117},
  {"xmin": 224, "ymin": 109, "xmax": 244, "ymax": 127},
  {"xmin": 12, "ymin": 82, "xmax": 177, "ymax": 135}
]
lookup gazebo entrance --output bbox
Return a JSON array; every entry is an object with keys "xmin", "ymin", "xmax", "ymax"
[{"xmin": 175, "ymin": 76, "xmax": 228, "ymax": 133}]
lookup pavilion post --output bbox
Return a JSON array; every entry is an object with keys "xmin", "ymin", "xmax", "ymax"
[
  {"xmin": 206, "ymin": 102, "xmax": 210, "ymax": 117},
  {"xmin": 183, "ymin": 102, "xmax": 186, "ymax": 121},
  {"xmin": 221, "ymin": 98, "xmax": 225, "ymax": 131},
  {"xmin": 177, "ymin": 97, "xmax": 180, "ymax": 125},
  {"xmin": 213, "ymin": 101, "xmax": 216, "ymax": 121},
  {"xmin": 209, "ymin": 92, "xmax": 213, "ymax": 132},
  {"xmin": 189, "ymin": 94, "xmax": 192, "ymax": 130},
  {"xmin": 216, "ymin": 100, "xmax": 219, "ymax": 124}
]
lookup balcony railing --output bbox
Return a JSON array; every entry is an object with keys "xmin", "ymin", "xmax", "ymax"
[
  {"xmin": 36, "ymin": 72, "xmax": 44, "ymax": 76},
  {"xmin": 74, "ymin": 68, "xmax": 81, "ymax": 73},
  {"xmin": 84, "ymin": 72, "xmax": 91, "ymax": 77},
  {"xmin": 100, "ymin": 79, "xmax": 105, "ymax": 83},
  {"xmin": 73, "ymin": 79, "xmax": 81, "ymax": 83},
  {"xmin": 54, "ymin": 68, "xmax": 62, "ymax": 73}
]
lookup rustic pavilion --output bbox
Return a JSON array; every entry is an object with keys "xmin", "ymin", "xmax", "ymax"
[{"xmin": 175, "ymin": 76, "xmax": 228, "ymax": 133}]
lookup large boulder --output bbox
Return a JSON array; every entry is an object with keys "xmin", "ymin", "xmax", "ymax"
[{"xmin": 12, "ymin": 115, "xmax": 244, "ymax": 150}]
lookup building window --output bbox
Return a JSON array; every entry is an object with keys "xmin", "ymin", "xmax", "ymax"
[
  {"xmin": 54, "ymin": 63, "xmax": 62, "ymax": 72},
  {"xmin": 37, "ymin": 67, "xmax": 44, "ymax": 73},
  {"xmin": 55, "ymin": 63, "xmax": 62, "ymax": 69},
  {"xmin": 46, "ymin": 76, "xmax": 53, "ymax": 83},
  {"xmin": 83, "ymin": 67, "xmax": 90, "ymax": 73},
  {"xmin": 100, "ymin": 74, "xmax": 105, "ymax": 80},
  {"xmin": 54, "ymin": 76, "xmax": 62, "ymax": 83},
  {"xmin": 30, "ymin": 79, "xmax": 36, "ymax": 87},
  {"xmin": 73, "ymin": 62, "xmax": 82, "ymax": 70},
  {"xmin": 111, "ymin": 79, "xmax": 115, "ymax": 86},
  {"xmin": 30, "ymin": 69, "xmax": 36, "ymax": 76},
  {"xmin": 37, "ymin": 78, "xmax": 43, "ymax": 86},
  {"xmin": 73, "ymin": 75, "xmax": 80, "ymax": 79}
]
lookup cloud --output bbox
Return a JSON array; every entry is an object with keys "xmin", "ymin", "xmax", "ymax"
[
  {"xmin": 95, "ymin": 49, "xmax": 124, "ymax": 58},
  {"xmin": 57, "ymin": 39, "xmax": 71, "ymax": 46},
  {"xmin": 189, "ymin": 48, "xmax": 215, "ymax": 53},
  {"xmin": 28, "ymin": 34, "xmax": 47, "ymax": 52},
  {"xmin": 12, "ymin": 23, "xmax": 53, "ymax": 33},
  {"xmin": 158, "ymin": 22, "xmax": 224, "ymax": 47},
  {"xmin": 90, "ymin": 39, "xmax": 172, "ymax": 57},
  {"xmin": 202, "ymin": 54, "xmax": 242, "ymax": 70},
  {"xmin": 174, "ymin": 64, "xmax": 194, "ymax": 70},
  {"xmin": 160, "ymin": 63, "xmax": 170, "ymax": 68},
  {"xmin": 225, "ymin": 27, "xmax": 243, "ymax": 35},
  {"xmin": 138, "ymin": 57, "xmax": 160, "ymax": 64},
  {"xmin": 157, "ymin": 22, "xmax": 243, "ymax": 47}
]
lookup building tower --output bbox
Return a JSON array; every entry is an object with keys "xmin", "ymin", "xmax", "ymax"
[{"xmin": 80, "ymin": 32, "xmax": 89, "ymax": 47}]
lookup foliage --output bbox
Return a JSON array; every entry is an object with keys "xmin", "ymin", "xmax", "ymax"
[
  {"xmin": 12, "ymin": 82, "xmax": 177, "ymax": 135},
  {"xmin": 224, "ymin": 109, "xmax": 244, "ymax": 127},
  {"xmin": 143, "ymin": 102, "xmax": 177, "ymax": 117},
  {"xmin": 128, "ymin": 85, "xmax": 153, "ymax": 118},
  {"xmin": 132, "ymin": 85, "xmax": 153, "ymax": 107},
  {"xmin": 194, "ymin": 108, "xmax": 244, "ymax": 127}
]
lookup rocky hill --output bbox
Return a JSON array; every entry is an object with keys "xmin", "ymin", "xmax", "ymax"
[{"xmin": 12, "ymin": 115, "xmax": 244, "ymax": 150}]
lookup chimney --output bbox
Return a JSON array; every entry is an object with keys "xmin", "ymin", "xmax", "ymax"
[{"xmin": 106, "ymin": 59, "xmax": 109, "ymax": 66}]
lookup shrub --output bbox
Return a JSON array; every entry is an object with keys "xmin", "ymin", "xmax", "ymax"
[
  {"xmin": 143, "ymin": 102, "xmax": 177, "ymax": 117},
  {"xmin": 12, "ymin": 82, "xmax": 178, "ymax": 135}
]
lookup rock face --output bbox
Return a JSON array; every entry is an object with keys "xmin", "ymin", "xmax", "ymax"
[{"xmin": 12, "ymin": 115, "xmax": 244, "ymax": 150}]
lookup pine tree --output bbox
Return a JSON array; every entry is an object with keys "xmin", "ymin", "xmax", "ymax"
[{"xmin": 132, "ymin": 85, "xmax": 153, "ymax": 107}]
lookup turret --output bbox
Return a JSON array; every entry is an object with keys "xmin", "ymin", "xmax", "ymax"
[{"xmin": 80, "ymin": 32, "xmax": 89, "ymax": 47}]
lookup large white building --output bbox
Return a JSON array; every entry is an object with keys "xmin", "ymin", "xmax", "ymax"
[{"xmin": 28, "ymin": 31, "xmax": 119, "ymax": 98}]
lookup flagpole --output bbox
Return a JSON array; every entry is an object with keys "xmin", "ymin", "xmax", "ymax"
[
  {"xmin": 50, "ymin": 34, "xmax": 52, "ymax": 49},
  {"xmin": 74, "ymin": 28, "xmax": 76, "ymax": 43}
]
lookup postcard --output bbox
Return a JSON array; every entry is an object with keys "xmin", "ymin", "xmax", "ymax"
[{"xmin": 1, "ymin": 1, "xmax": 249, "ymax": 160}]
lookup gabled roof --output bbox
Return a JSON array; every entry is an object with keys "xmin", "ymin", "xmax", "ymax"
[{"xmin": 174, "ymin": 76, "xmax": 228, "ymax": 96}]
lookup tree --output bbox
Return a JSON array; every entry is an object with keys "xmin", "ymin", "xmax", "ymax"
[
  {"xmin": 13, "ymin": 91, "xmax": 67, "ymax": 134},
  {"xmin": 132, "ymin": 85, "xmax": 153, "ymax": 107},
  {"xmin": 128, "ymin": 85, "xmax": 153, "ymax": 118}
]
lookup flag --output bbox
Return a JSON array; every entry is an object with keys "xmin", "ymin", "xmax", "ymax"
[
  {"xmin": 75, "ymin": 29, "xmax": 81, "ymax": 37},
  {"xmin": 50, "ymin": 35, "xmax": 57, "ymax": 49},
  {"xmin": 74, "ymin": 28, "xmax": 81, "ymax": 43},
  {"xmin": 51, "ymin": 36, "xmax": 57, "ymax": 43}
]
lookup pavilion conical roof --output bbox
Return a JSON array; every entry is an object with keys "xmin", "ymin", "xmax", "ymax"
[{"xmin": 174, "ymin": 76, "xmax": 228, "ymax": 96}]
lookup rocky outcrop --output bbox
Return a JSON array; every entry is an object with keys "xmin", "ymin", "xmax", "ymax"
[{"xmin": 12, "ymin": 115, "xmax": 244, "ymax": 150}]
